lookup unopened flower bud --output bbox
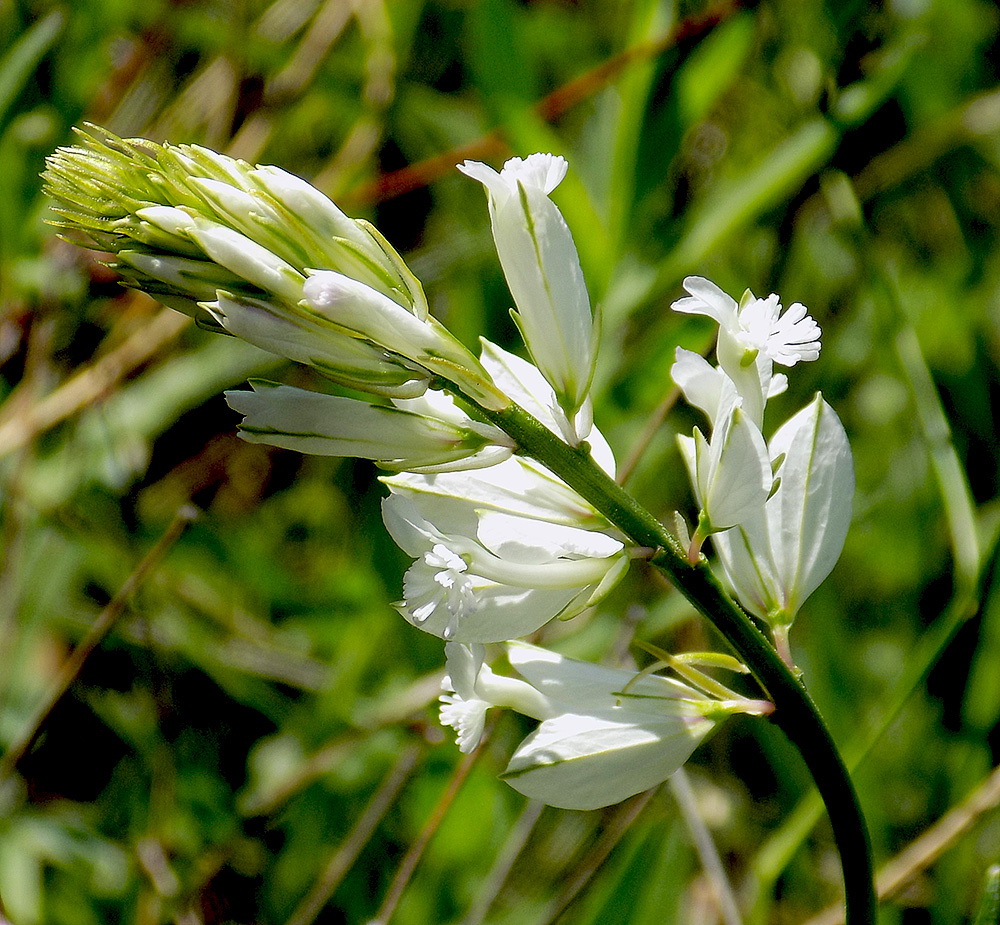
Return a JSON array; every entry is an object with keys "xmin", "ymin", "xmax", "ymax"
[
  {"xmin": 226, "ymin": 381, "xmax": 513, "ymax": 472},
  {"xmin": 459, "ymin": 154, "xmax": 596, "ymax": 427}
]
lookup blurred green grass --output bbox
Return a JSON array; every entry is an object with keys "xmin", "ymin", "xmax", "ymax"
[{"xmin": 1, "ymin": 0, "xmax": 1000, "ymax": 922}]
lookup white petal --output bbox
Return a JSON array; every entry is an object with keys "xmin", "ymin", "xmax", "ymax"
[
  {"xmin": 700, "ymin": 408, "xmax": 771, "ymax": 532},
  {"xmin": 439, "ymin": 694, "xmax": 489, "ymax": 753},
  {"xmin": 119, "ymin": 251, "xmax": 232, "ymax": 302},
  {"xmin": 671, "ymin": 349, "xmax": 742, "ymax": 431},
  {"xmin": 716, "ymin": 327, "xmax": 768, "ymax": 429},
  {"xmin": 479, "ymin": 340, "xmax": 614, "ymax": 466},
  {"xmin": 767, "ymin": 301, "xmax": 822, "ymax": 366},
  {"xmin": 478, "ymin": 340, "xmax": 560, "ymax": 421},
  {"xmin": 585, "ymin": 416, "xmax": 617, "ymax": 478},
  {"xmin": 712, "ymin": 514, "xmax": 778, "ymax": 621},
  {"xmin": 411, "ymin": 581, "xmax": 582, "ymax": 643},
  {"xmin": 456, "ymin": 160, "xmax": 507, "ymax": 201},
  {"xmin": 443, "ymin": 642, "xmax": 486, "ymax": 701},
  {"xmin": 380, "ymin": 495, "xmax": 442, "ymax": 558},
  {"xmin": 671, "ymin": 276, "xmax": 738, "ymax": 329},
  {"xmin": 766, "ymin": 395, "xmax": 853, "ymax": 616},
  {"xmin": 136, "ymin": 205, "xmax": 197, "ymax": 239},
  {"xmin": 392, "ymin": 389, "xmax": 469, "ymax": 427},
  {"xmin": 226, "ymin": 382, "xmax": 492, "ymax": 467},
  {"xmin": 208, "ymin": 293, "xmax": 430, "ymax": 397},
  {"xmin": 250, "ymin": 165, "xmax": 370, "ymax": 247},
  {"xmin": 767, "ymin": 372, "xmax": 789, "ymax": 399},
  {"xmin": 677, "ymin": 432, "xmax": 698, "ymax": 501},
  {"xmin": 303, "ymin": 271, "xmax": 430, "ymax": 352},
  {"xmin": 187, "ymin": 220, "xmax": 304, "ymax": 303},
  {"xmin": 383, "ymin": 456, "xmax": 601, "ymax": 527},
  {"xmin": 672, "ymin": 349, "xmax": 721, "ymax": 423},
  {"xmin": 737, "ymin": 294, "xmax": 782, "ymax": 353},
  {"xmin": 499, "ymin": 153, "xmax": 568, "ymax": 195},
  {"xmin": 476, "ymin": 511, "xmax": 622, "ymax": 563},
  {"xmin": 507, "ymin": 642, "xmax": 701, "ymax": 712},
  {"xmin": 501, "ymin": 710, "xmax": 713, "ymax": 810}
]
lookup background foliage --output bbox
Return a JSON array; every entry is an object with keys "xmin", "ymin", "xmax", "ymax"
[{"xmin": 1, "ymin": 0, "xmax": 999, "ymax": 922}]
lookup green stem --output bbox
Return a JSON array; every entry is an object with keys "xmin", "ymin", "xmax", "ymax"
[{"xmin": 470, "ymin": 396, "xmax": 876, "ymax": 924}]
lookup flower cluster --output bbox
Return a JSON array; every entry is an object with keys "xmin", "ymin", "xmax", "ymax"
[
  {"xmin": 44, "ymin": 132, "xmax": 810, "ymax": 809},
  {"xmin": 671, "ymin": 278, "xmax": 854, "ymax": 664},
  {"xmin": 43, "ymin": 125, "xmax": 503, "ymax": 408}
]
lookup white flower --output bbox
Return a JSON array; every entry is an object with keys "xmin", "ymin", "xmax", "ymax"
[
  {"xmin": 408, "ymin": 545, "xmax": 479, "ymax": 627},
  {"xmin": 439, "ymin": 643, "xmax": 552, "ymax": 752},
  {"xmin": 459, "ymin": 155, "xmax": 595, "ymax": 428},
  {"xmin": 713, "ymin": 395, "xmax": 854, "ymax": 632},
  {"xmin": 382, "ymin": 491, "xmax": 628, "ymax": 643},
  {"xmin": 224, "ymin": 381, "xmax": 513, "ymax": 472},
  {"xmin": 672, "ymin": 347, "xmax": 787, "ymax": 431},
  {"xmin": 439, "ymin": 642, "xmax": 769, "ymax": 810},
  {"xmin": 672, "ymin": 277, "xmax": 819, "ymax": 425},
  {"xmin": 672, "ymin": 277, "xmax": 820, "ymax": 367},
  {"xmin": 377, "ymin": 342, "xmax": 629, "ymax": 641}
]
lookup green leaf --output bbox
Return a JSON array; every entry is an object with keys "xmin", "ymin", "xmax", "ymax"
[
  {"xmin": 0, "ymin": 10, "xmax": 64, "ymax": 129},
  {"xmin": 974, "ymin": 865, "xmax": 1000, "ymax": 925}
]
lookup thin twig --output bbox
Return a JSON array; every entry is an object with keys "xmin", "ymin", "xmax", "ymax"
[
  {"xmin": 0, "ymin": 304, "xmax": 188, "ymax": 458},
  {"xmin": 617, "ymin": 383, "xmax": 681, "ymax": 486},
  {"xmin": 0, "ymin": 505, "xmax": 197, "ymax": 783},
  {"xmin": 285, "ymin": 742, "xmax": 423, "ymax": 925},
  {"xmin": 310, "ymin": 0, "xmax": 395, "ymax": 198},
  {"xmin": 461, "ymin": 799, "xmax": 546, "ymax": 925},
  {"xmin": 228, "ymin": 0, "xmax": 355, "ymax": 163},
  {"xmin": 803, "ymin": 763, "xmax": 1000, "ymax": 925},
  {"xmin": 670, "ymin": 768, "xmax": 743, "ymax": 925},
  {"xmin": 538, "ymin": 789, "xmax": 658, "ymax": 925},
  {"xmin": 238, "ymin": 674, "xmax": 443, "ymax": 819},
  {"xmin": 341, "ymin": 0, "xmax": 742, "ymax": 206},
  {"xmin": 368, "ymin": 718, "xmax": 495, "ymax": 925},
  {"xmin": 0, "ymin": 316, "xmax": 57, "ymax": 713}
]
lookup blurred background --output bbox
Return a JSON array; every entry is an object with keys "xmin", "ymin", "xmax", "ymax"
[{"xmin": 1, "ymin": 0, "xmax": 999, "ymax": 922}]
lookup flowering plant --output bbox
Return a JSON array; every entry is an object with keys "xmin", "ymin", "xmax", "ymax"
[{"xmin": 43, "ymin": 131, "xmax": 873, "ymax": 921}]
